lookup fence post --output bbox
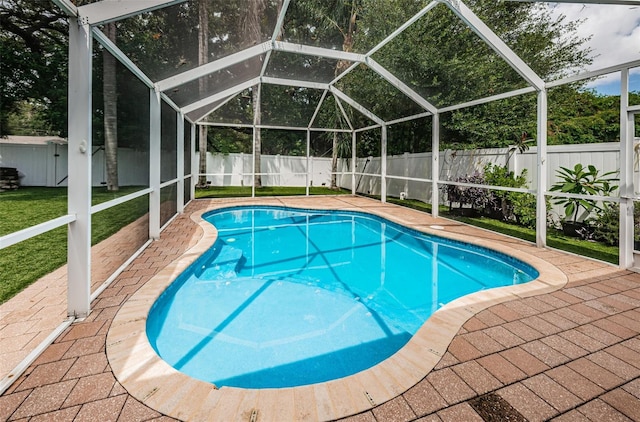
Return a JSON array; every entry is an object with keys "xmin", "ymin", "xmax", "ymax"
[{"xmin": 403, "ymin": 152, "xmax": 409, "ymax": 197}]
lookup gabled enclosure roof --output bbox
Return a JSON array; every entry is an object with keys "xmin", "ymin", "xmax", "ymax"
[{"xmin": 53, "ymin": 0, "xmax": 640, "ymax": 129}]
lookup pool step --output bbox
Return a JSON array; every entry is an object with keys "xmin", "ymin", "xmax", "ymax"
[{"xmin": 198, "ymin": 245, "xmax": 245, "ymax": 280}]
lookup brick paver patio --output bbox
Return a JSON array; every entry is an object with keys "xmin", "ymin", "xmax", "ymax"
[{"xmin": 1, "ymin": 196, "xmax": 639, "ymax": 421}]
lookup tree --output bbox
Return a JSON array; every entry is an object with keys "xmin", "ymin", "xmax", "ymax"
[
  {"xmin": 103, "ymin": 22, "xmax": 118, "ymax": 191},
  {"xmin": 351, "ymin": 0, "xmax": 593, "ymax": 149},
  {"xmin": 239, "ymin": 0, "xmax": 269, "ymax": 188},
  {"xmin": 197, "ymin": 0, "xmax": 209, "ymax": 187},
  {"xmin": 0, "ymin": 0, "xmax": 68, "ymax": 136},
  {"xmin": 291, "ymin": 0, "xmax": 360, "ymax": 189}
]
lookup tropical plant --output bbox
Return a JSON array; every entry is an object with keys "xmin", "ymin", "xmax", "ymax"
[
  {"xmin": 592, "ymin": 203, "xmax": 640, "ymax": 247},
  {"xmin": 443, "ymin": 172, "xmax": 488, "ymax": 212},
  {"xmin": 483, "ymin": 163, "xmax": 528, "ymax": 219},
  {"xmin": 549, "ymin": 164, "xmax": 618, "ymax": 225}
]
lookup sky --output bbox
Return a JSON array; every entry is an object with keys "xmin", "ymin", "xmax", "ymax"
[{"xmin": 547, "ymin": 2, "xmax": 640, "ymax": 94}]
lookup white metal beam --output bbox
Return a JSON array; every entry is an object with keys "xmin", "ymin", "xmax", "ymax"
[
  {"xmin": 508, "ymin": 0, "xmax": 640, "ymax": 4},
  {"xmin": 438, "ymin": 86, "xmax": 537, "ymax": 113},
  {"xmin": 330, "ymin": 87, "xmax": 384, "ymax": 125},
  {"xmin": 441, "ymin": 0, "xmax": 545, "ymax": 91},
  {"xmin": 535, "ymin": 89, "xmax": 548, "ymax": 247},
  {"xmin": 334, "ymin": 96, "xmax": 354, "ymax": 130},
  {"xmin": 367, "ymin": 58, "xmax": 438, "ymax": 114},
  {"xmin": 366, "ymin": 1, "xmax": 439, "ymax": 57},
  {"xmin": 78, "ymin": 0, "xmax": 187, "ymax": 26},
  {"xmin": 620, "ymin": 69, "xmax": 634, "ymax": 268},
  {"xmin": 149, "ymin": 89, "xmax": 161, "ymax": 240},
  {"xmin": 386, "ymin": 111, "xmax": 432, "ymax": 126},
  {"xmin": 190, "ymin": 123, "xmax": 196, "ymax": 201},
  {"xmin": 381, "ymin": 125, "xmax": 388, "ymax": 202},
  {"xmin": 192, "ymin": 93, "xmax": 240, "ymax": 123},
  {"xmin": 51, "ymin": 0, "xmax": 78, "ymax": 17},
  {"xmin": 156, "ymin": 42, "xmax": 272, "ymax": 92},
  {"xmin": 261, "ymin": 76, "xmax": 330, "ymax": 91},
  {"xmin": 176, "ymin": 112, "xmax": 185, "ymax": 214},
  {"xmin": 92, "ymin": 27, "xmax": 154, "ymax": 88},
  {"xmin": 272, "ymin": 0, "xmax": 291, "ymax": 41},
  {"xmin": 67, "ymin": 18, "xmax": 92, "ymax": 318},
  {"xmin": 273, "ymin": 41, "xmax": 367, "ymax": 63},
  {"xmin": 431, "ymin": 113, "xmax": 440, "ymax": 218},
  {"xmin": 182, "ymin": 78, "xmax": 260, "ymax": 114},
  {"xmin": 308, "ymin": 90, "xmax": 329, "ymax": 128},
  {"xmin": 546, "ymin": 59, "xmax": 640, "ymax": 88}
]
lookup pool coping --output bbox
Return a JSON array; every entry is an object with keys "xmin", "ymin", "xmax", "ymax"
[{"xmin": 106, "ymin": 198, "xmax": 568, "ymax": 421}]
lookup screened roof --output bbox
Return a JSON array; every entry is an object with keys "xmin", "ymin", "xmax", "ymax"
[{"xmin": 55, "ymin": 0, "xmax": 640, "ymax": 128}]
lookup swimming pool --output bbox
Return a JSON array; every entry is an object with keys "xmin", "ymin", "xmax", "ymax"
[{"xmin": 146, "ymin": 206, "xmax": 538, "ymax": 389}]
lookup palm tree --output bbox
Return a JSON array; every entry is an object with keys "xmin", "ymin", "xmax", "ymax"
[
  {"xmin": 103, "ymin": 22, "xmax": 118, "ymax": 191},
  {"xmin": 197, "ymin": 0, "xmax": 209, "ymax": 187},
  {"xmin": 239, "ymin": 0, "xmax": 268, "ymax": 188}
]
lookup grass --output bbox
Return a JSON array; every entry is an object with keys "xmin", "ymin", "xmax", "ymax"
[
  {"xmin": 375, "ymin": 196, "xmax": 620, "ymax": 265},
  {"xmin": 0, "ymin": 187, "xmax": 149, "ymax": 303},
  {"xmin": 1, "ymin": 186, "xmax": 620, "ymax": 303},
  {"xmin": 195, "ymin": 185, "xmax": 349, "ymax": 198},
  {"xmin": 1, "ymin": 185, "xmax": 346, "ymax": 303}
]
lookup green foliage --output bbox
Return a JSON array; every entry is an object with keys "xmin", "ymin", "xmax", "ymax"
[
  {"xmin": 0, "ymin": 187, "xmax": 148, "ymax": 303},
  {"xmin": 549, "ymin": 164, "xmax": 619, "ymax": 224},
  {"xmin": 592, "ymin": 203, "xmax": 640, "ymax": 246},
  {"xmin": 449, "ymin": 213, "xmax": 619, "ymax": 264},
  {"xmin": 0, "ymin": 0, "xmax": 68, "ymax": 136}
]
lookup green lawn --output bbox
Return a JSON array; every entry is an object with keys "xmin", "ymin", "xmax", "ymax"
[
  {"xmin": 1, "ymin": 187, "xmax": 620, "ymax": 304},
  {"xmin": 195, "ymin": 185, "xmax": 349, "ymax": 198},
  {"xmin": 1, "ymin": 185, "xmax": 347, "ymax": 303},
  {"xmin": 0, "ymin": 187, "xmax": 148, "ymax": 303},
  {"xmin": 386, "ymin": 198, "xmax": 619, "ymax": 264}
]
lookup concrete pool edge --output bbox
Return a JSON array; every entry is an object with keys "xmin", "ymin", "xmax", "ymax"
[{"xmin": 106, "ymin": 197, "xmax": 568, "ymax": 421}]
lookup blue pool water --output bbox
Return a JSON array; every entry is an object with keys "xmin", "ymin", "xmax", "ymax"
[{"xmin": 147, "ymin": 206, "xmax": 538, "ymax": 389}]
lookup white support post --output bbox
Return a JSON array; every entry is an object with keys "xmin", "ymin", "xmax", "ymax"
[
  {"xmin": 381, "ymin": 125, "xmax": 388, "ymax": 203},
  {"xmin": 190, "ymin": 123, "xmax": 196, "ymax": 201},
  {"xmin": 432, "ymin": 113, "xmax": 440, "ymax": 218},
  {"xmin": 176, "ymin": 112, "xmax": 185, "ymax": 213},
  {"xmin": 536, "ymin": 89, "xmax": 548, "ymax": 247},
  {"xmin": 149, "ymin": 89, "xmax": 161, "ymax": 239},
  {"xmin": 619, "ymin": 68, "xmax": 633, "ymax": 268},
  {"xmin": 352, "ymin": 132, "xmax": 357, "ymax": 195},
  {"xmin": 306, "ymin": 130, "xmax": 311, "ymax": 196},
  {"xmin": 252, "ymin": 84, "xmax": 261, "ymax": 198},
  {"xmin": 67, "ymin": 17, "xmax": 92, "ymax": 318}
]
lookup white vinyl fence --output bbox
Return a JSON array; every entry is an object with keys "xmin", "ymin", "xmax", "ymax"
[
  {"xmin": 339, "ymin": 142, "xmax": 638, "ymax": 203},
  {"xmin": 4, "ymin": 141, "xmax": 637, "ymax": 208},
  {"xmin": 199, "ymin": 152, "xmax": 333, "ymax": 188}
]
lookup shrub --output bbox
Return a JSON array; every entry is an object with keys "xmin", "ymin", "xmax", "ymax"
[{"xmin": 443, "ymin": 171, "xmax": 488, "ymax": 211}]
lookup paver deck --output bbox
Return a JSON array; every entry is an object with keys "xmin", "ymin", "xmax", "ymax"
[{"xmin": 1, "ymin": 196, "xmax": 639, "ymax": 421}]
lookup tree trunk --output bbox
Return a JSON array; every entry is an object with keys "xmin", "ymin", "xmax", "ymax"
[
  {"xmin": 240, "ymin": 0, "xmax": 268, "ymax": 189},
  {"xmin": 198, "ymin": 125, "xmax": 208, "ymax": 187},
  {"xmin": 197, "ymin": 0, "xmax": 209, "ymax": 187},
  {"xmin": 103, "ymin": 22, "xmax": 118, "ymax": 191},
  {"xmin": 330, "ymin": 2, "xmax": 358, "ymax": 191},
  {"xmin": 331, "ymin": 132, "xmax": 338, "ymax": 189}
]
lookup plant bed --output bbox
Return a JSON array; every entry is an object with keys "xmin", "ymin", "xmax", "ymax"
[{"xmin": 561, "ymin": 221, "xmax": 591, "ymax": 238}]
